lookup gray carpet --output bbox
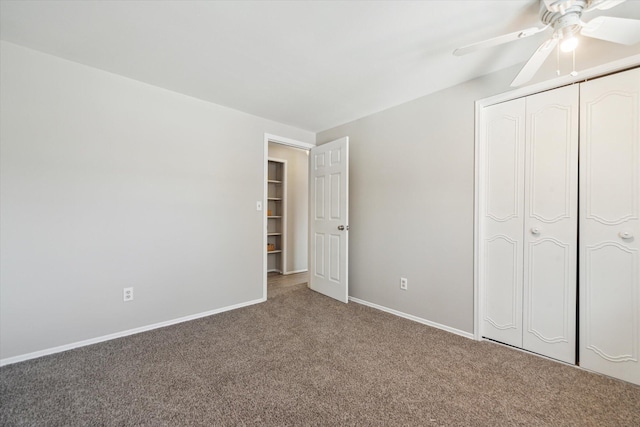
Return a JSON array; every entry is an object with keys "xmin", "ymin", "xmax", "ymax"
[{"xmin": 1, "ymin": 280, "xmax": 639, "ymax": 426}]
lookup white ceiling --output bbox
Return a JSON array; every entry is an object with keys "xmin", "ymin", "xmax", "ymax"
[{"xmin": 1, "ymin": 0, "xmax": 639, "ymax": 132}]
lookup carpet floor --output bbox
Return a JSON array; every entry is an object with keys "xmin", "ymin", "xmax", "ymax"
[{"xmin": 1, "ymin": 278, "xmax": 639, "ymax": 426}]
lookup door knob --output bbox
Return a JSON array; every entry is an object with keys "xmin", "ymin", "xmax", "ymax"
[
  {"xmin": 530, "ymin": 227, "xmax": 541, "ymax": 235},
  {"xmin": 619, "ymin": 231, "xmax": 633, "ymax": 240},
  {"xmin": 338, "ymin": 225, "xmax": 349, "ymax": 231}
]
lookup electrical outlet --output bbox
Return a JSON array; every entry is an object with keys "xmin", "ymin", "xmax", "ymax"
[
  {"xmin": 400, "ymin": 277, "xmax": 408, "ymax": 290},
  {"xmin": 123, "ymin": 287, "xmax": 134, "ymax": 302}
]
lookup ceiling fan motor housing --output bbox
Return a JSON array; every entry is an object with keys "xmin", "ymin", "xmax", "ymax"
[
  {"xmin": 541, "ymin": 0, "xmax": 587, "ymax": 38},
  {"xmin": 543, "ymin": 0, "xmax": 579, "ymax": 14}
]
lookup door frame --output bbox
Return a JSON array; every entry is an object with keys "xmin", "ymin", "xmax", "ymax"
[
  {"xmin": 263, "ymin": 133, "xmax": 315, "ymax": 300},
  {"xmin": 473, "ymin": 55, "xmax": 640, "ymax": 341}
]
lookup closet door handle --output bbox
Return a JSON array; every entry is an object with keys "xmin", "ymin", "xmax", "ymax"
[
  {"xmin": 619, "ymin": 231, "xmax": 633, "ymax": 240},
  {"xmin": 530, "ymin": 227, "xmax": 541, "ymax": 235}
]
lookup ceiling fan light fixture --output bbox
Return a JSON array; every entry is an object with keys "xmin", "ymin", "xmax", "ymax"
[{"xmin": 560, "ymin": 35, "xmax": 579, "ymax": 51}]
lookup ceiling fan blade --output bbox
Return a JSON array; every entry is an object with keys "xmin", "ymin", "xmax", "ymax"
[
  {"xmin": 581, "ymin": 16, "xmax": 640, "ymax": 45},
  {"xmin": 511, "ymin": 37, "xmax": 559, "ymax": 87},
  {"xmin": 453, "ymin": 27, "xmax": 547, "ymax": 56}
]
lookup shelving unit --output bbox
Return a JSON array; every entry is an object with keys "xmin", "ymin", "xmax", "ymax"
[{"xmin": 267, "ymin": 159, "xmax": 286, "ymax": 273}]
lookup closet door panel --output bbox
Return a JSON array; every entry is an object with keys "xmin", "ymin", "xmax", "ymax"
[
  {"xmin": 523, "ymin": 85, "xmax": 578, "ymax": 363},
  {"xmin": 480, "ymin": 98, "xmax": 526, "ymax": 347},
  {"xmin": 580, "ymin": 67, "xmax": 640, "ymax": 385},
  {"xmin": 586, "ymin": 243, "xmax": 636, "ymax": 359}
]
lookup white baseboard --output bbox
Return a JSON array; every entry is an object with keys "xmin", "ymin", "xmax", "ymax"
[
  {"xmin": 0, "ymin": 297, "xmax": 266, "ymax": 367},
  {"xmin": 349, "ymin": 296, "xmax": 475, "ymax": 340},
  {"xmin": 283, "ymin": 269, "xmax": 308, "ymax": 275}
]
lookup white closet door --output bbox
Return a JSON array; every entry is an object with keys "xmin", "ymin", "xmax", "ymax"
[
  {"xmin": 522, "ymin": 85, "xmax": 578, "ymax": 363},
  {"xmin": 580, "ymin": 67, "xmax": 640, "ymax": 385},
  {"xmin": 480, "ymin": 98, "xmax": 526, "ymax": 347}
]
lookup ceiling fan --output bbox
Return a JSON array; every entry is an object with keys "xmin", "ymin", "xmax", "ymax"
[{"xmin": 453, "ymin": 0, "xmax": 640, "ymax": 87}]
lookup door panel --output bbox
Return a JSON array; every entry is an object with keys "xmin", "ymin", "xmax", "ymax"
[
  {"xmin": 585, "ymin": 243, "xmax": 637, "ymax": 361},
  {"xmin": 309, "ymin": 137, "xmax": 349, "ymax": 303},
  {"xmin": 314, "ymin": 234, "xmax": 325, "ymax": 277},
  {"xmin": 580, "ymin": 67, "xmax": 640, "ymax": 385},
  {"xmin": 584, "ymin": 91, "xmax": 637, "ymax": 225},
  {"xmin": 480, "ymin": 98, "xmax": 526, "ymax": 347},
  {"xmin": 523, "ymin": 85, "xmax": 578, "ymax": 363},
  {"xmin": 484, "ymin": 236, "xmax": 520, "ymax": 331},
  {"xmin": 314, "ymin": 176, "xmax": 325, "ymax": 219},
  {"xmin": 330, "ymin": 173, "xmax": 341, "ymax": 219},
  {"xmin": 330, "ymin": 235, "xmax": 340, "ymax": 282},
  {"xmin": 526, "ymin": 239, "xmax": 571, "ymax": 340}
]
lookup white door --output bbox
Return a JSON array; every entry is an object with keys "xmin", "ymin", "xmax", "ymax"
[
  {"xmin": 480, "ymin": 98, "xmax": 526, "ymax": 347},
  {"xmin": 309, "ymin": 137, "xmax": 349, "ymax": 303},
  {"xmin": 522, "ymin": 85, "xmax": 578, "ymax": 363},
  {"xmin": 579, "ymin": 68, "xmax": 640, "ymax": 385}
]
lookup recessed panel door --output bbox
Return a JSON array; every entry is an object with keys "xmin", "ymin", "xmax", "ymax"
[
  {"xmin": 480, "ymin": 98, "xmax": 526, "ymax": 348},
  {"xmin": 522, "ymin": 85, "xmax": 578, "ymax": 363},
  {"xmin": 309, "ymin": 137, "xmax": 349, "ymax": 303},
  {"xmin": 580, "ymin": 68, "xmax": 640, "ymax": 385}
]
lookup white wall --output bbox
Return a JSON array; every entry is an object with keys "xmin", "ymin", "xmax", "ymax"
[
  {"xmin": 268, "ymin": 143, "xmax": 309, "ymax": 274},
  {"xmin": 0, "ymin": 41, "xmax": 314, "ymax": 360}
]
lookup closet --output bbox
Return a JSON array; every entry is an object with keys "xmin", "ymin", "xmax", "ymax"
[
  {"xmin": 478, "ymin": 67, "xmax": 639, "ymax": 385},
  {"xmin": 480, "ymin": 84, "xmax": 578, "ymax": 364}
]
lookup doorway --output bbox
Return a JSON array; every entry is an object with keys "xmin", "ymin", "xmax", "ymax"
[{"xmin": 263, "ymin": 134, "xmax": 313, "ymax": 299}]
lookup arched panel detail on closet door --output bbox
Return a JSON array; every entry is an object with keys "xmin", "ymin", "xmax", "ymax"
[
  {"xmin": 528, "ymin": 104, "xmax": 573, "ymax": 224},
  {"xmin": 484, "ymin": 235, "xmax": 519, "ymax": 331},
  {"xmin": 526, "ymin": 238, "xmax": 571, "ymax": 343},
  {"xmin": 584, "ymin": 91, "xmax": 639, "ymax": 226},
  {"xmin": 584, "ymin": 242, "xmax": 638, "ymax": 363},
  {"xmin": 485, "ymin": 115, "xmax": 523, "ymax": 222}
]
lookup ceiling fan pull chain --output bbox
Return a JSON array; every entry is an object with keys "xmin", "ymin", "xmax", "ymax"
[
  {"xmin": 570, "ymin": 49, "xmax": 578, "ymax": 77},
  {"xmin": 556, "ymin": 43, "xmax": 561, "ymax": 76}
]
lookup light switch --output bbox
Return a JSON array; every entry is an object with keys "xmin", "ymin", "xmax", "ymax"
[{"xmin": 256, "ymin": 201, "xmax": 262, "ymax": 211}]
